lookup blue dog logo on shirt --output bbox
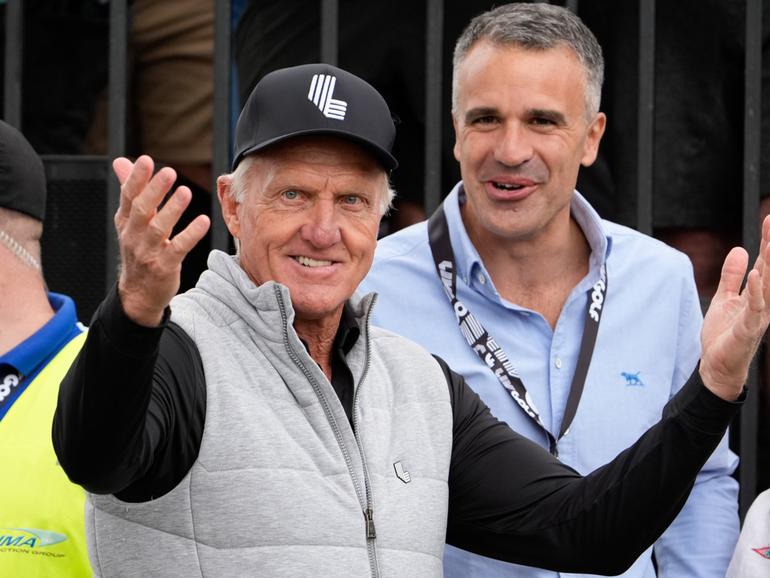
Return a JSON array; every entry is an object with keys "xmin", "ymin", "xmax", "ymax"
[{"xmin": 621, "ymin": 371, "xmax": 644, "ymax": 386}]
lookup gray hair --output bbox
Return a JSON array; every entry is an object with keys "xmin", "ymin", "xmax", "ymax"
[
  {"xmin": 228, "ymin": 154, "xmax": 396, "ymax": 217},
  {"xmin": 452, "ymin": 3, "xmax": 604, "ymax": 118}
]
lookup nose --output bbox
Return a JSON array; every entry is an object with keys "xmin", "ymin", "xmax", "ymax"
[
  {"xmin": 300, "ymin": 198, "xmax": 342, "ymax": 248},
  {"xmin": 494, "ymin": 122, "xmax": 534, "ymax": 168}
]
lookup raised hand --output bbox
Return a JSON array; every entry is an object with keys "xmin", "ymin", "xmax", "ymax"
[
  {"xmin": 113, "ymin": 155, "xmax": 210, "ymax": 326},
  {"xmin": 700, "ymin": 216, "xmax": 770, "ymax": 400}
]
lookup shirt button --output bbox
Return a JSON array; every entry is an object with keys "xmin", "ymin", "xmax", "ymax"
[
  {"xmin": 477, "ymin": 273, "xmax": 486, "ymax": 285},
  {"xmin": 554, "ymin": 357, "xmax": 562, "ymax": 369}
]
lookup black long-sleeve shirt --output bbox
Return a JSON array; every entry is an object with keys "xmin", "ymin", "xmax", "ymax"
[{"xmin": 53, "ymin": 286, "xmax": 743, "ymax": 574}]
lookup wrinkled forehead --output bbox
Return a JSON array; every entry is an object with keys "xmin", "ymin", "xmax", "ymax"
[{"xmin": 242, "ymin": 136, "xmax": 388, "ymax": 200}]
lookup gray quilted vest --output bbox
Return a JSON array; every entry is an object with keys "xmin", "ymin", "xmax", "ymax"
[{"xmin": 86, "ymin": 251, "xmax": 453, "ymax": 577}]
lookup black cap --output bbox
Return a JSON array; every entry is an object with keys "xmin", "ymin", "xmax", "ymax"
[
  {"xmin": 0, "ymin": 120, "xmax": 46, "ymax": 221},
  {"xmin": 233, "ymin": 63, "xmax": 398, "ymax": 171}
]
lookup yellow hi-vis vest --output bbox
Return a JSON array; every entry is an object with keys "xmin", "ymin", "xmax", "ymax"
[{"xmin": 0, "ymin": 332, "xmax": 90, "ymax": 577}]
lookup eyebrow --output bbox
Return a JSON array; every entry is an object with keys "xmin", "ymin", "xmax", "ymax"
[
  {"xmin": 464, "ymin": 106, "xmax": 568, "ymax": 126},
  {"xmin": 527, "ymin": 108, "xmax": 567, "ymax": 125},
  {"xmin": 463, "ymin": 106, "xmax": 499, "ymax": 123}
]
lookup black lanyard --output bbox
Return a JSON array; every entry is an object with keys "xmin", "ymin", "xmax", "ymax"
[{"xmin": 427, "ymin": 202, "xmax": 607, "ymax": 456}]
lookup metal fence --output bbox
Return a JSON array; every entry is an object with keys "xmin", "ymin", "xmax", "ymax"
[{"xmin": 3, "ymin": 0, "xmax": 764, "ymax": 518}]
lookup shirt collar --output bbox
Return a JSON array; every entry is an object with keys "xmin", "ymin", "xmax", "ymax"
[
  {"xmin": 441, "ymin": 182, "xmax": 486, "ymax": 287},
  {"xmin": 441, "ymin": 181, "xmax": 613, "ymax": 290},
  {"xmin": 0, "ymin": 292, "xmax": 81, "ymax": 377},
  {"xmin": 569, "ymin": 190, "xmax": 612, "ymax": 288},
  {"xmin": 336, "ymin": 302, "xmax": 361, "ymax": 355}
]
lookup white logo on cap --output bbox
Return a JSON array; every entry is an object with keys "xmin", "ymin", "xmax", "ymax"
[{"xmin": 308, "ymin": 74, "xmax": 347, "ymax": 120}]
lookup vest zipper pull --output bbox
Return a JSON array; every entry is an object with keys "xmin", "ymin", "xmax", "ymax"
[{"xmin": 364, "ymin": 507, "xmax": 376, "ymax": 539}]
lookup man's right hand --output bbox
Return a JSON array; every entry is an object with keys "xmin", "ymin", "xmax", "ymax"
[{"xmin": 113, "ymin": 155, "xmax": 211, "ymax": 326}]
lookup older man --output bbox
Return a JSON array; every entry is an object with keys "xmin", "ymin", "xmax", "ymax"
[
  {"xmin": 55, "ymin": 63, "xmax": 768, "ymax": 577},
  {"xmin": 360, "ymin": 5, "xmax": 741, "ymax": 577}
]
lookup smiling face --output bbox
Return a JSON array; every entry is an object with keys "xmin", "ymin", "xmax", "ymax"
[
  {"xmin": 218, "ymin": 136, "xmax": 385, "ymax": 323},
  {"xmin": 452, "ymin": 41, "xmax": 606, "ymax": 247}
]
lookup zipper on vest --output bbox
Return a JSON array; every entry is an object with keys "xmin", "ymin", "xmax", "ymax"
[
  {"xmin": 364, "ymin": 507, "xmax": 376, "ymax": 539},
  {"xmin": 275, "ymin": 287, "xmax": 379, "ymax": 578},
  {"xmin": 353, "ymin": 295, "xmax": 379, "ymax": 575}
]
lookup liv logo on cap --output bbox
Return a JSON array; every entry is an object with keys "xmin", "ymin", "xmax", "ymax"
[{"xmin": 308, "ymin": 74, "xmax": 348, "ymax": 120}]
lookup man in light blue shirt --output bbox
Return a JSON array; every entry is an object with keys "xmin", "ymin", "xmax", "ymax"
[{"xmin": 359, "ymin": 4, "xmax": 739, "ymax": 577}]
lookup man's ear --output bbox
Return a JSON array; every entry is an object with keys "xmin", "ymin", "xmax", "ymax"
[
  {"xmin": 452, "ymin": 114, "xmax": 462, "ymax": 163},
  {"xmin": 217, "ymin": 175, "xmax": 241, "ymax": 239},
  {"xmin": 581, "ymin": 112, "xmax": 607, "ymax": 167}
]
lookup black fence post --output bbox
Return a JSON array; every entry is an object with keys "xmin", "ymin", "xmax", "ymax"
[
  {"xmin": 106, "ymin": 0, "xmax": 128, "ymax": 289},
  {"xmin": 739, "ymin": 0, "xmax": 763, "ymax": 520},
  {"xmin": 636, "ymin": 0, "xmax": 655, "ymax": 235},
  {"xmin": 321, "ymin": 0, "xmax": 338, "ymax": 65},
  {"xmin": 212, "ymin": 0, "xmax": 232, "ymax": 251},
  {"xmin": 424, "ymin": 0, "xmax": 444, "ymax": 213}
]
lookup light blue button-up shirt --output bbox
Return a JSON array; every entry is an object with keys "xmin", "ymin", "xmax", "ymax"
[{"xmin": 359, "ymin": 183, "xmax": 739, "ymax": 578}]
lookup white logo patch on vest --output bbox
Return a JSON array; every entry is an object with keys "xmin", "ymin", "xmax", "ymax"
[
  {"xmin": 308, "ymin": 74, "xmax": 348, "ymax": 120},
  {"xmin": 394, "ymin": 461, "xmax": 411, "ymax": 484}
]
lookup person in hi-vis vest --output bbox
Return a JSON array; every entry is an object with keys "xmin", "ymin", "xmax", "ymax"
[{"xmin": 0, "ymin": 120, "xmax": 90, "ymax": 577}]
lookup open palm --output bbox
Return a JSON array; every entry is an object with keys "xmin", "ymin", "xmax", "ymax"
[{"xmin": 700, "ymin": 217, "xmax": 770, "ymax": 400}]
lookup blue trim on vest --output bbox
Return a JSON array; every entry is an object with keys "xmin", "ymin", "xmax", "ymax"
[{"xmin": 0, "ymin": 293, "xmax": 82, "ymax": 421}]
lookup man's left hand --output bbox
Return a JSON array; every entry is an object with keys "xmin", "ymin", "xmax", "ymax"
[{"xmin": 700, "ymin": 215, "xmax": 770, "ymax": 400}]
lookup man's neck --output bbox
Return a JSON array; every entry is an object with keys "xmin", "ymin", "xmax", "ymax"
[
  {"xmin": 465, "ymin": 212, "xmax": 591, "ymax": 329},
  {"xmin": 294, "ymin": 311, "xmax": 343, "ymax": 381},
  {"xmin": 0, "ymin": 270, "xmax": 54, "ymax": 355}
]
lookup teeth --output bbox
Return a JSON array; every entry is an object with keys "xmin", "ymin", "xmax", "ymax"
[
  {"xmin": 493, "ymin": 181, "xmax": 523, "ymax": 190},
  {"xmin": 296, "ymin": 256, "xmax": 333, "ymax": 267}
]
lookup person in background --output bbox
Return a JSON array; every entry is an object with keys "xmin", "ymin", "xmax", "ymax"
[
  {"xmin": 84, "ymin": 0, "xmax": 215, "ymax": 292},
  {"xmin": 727, "ymin": 482, "xmax": 770, "ymax": 574},
  {"xmin": 359, "ymin": 4, "xmax": 739, "ymax": 577},
  {"xmin": 0, "ymin": 120, "xmax": 89, "ymax": 575}
]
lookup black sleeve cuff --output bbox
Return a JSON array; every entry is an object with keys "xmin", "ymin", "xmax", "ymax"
[
  {"xmin": 96, "ymin": 284, "xmax": 171, "ymax": 359},
  {"xmin": 665, "ymin": 365, "xmax": 745, "ymax": 436}
]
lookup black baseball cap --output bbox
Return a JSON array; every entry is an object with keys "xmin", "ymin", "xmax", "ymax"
[
  {"xmin": 233, "ymin": 63, "xmax": 398, "ymax": 171},
  {"xmin": 0, "ymin": 120, "xmax": 46, "ymax": 221}
]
